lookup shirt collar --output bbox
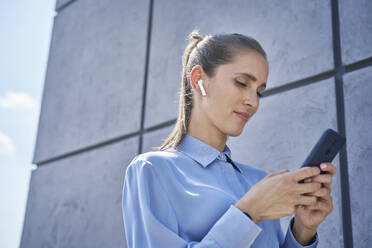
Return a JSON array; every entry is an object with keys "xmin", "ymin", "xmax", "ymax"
[{"xmin": 177, "ymin": 134, "xmax": 239, "ymax": 171}]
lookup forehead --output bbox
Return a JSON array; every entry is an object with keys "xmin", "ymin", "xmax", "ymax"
[{"xmin": 217, "ymin": 51, "xmax": 268, "ymax": 81}]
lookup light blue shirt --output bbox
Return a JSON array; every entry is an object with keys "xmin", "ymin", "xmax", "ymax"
[{"xmin": 122, "ymin": 134, "xmax": 319, "ymax": 247}]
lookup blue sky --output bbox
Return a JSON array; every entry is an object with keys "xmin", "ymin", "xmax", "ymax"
[{"xmin": 0, "ymin": 1, "xmax": 55, "ymax": 247}]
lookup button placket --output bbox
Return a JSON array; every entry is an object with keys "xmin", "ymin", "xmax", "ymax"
[
  {"xmin": 223, "ymin": 155, "xmax": 246, "ymax": 196},
  {"xmin": 224, "ymin": 162, "xmax": 242, "ymax": 198}
]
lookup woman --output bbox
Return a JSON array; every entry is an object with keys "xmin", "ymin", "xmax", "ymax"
[{"xmin": 122, "ymin": 30, "xmax": 337, "ymax": 247}]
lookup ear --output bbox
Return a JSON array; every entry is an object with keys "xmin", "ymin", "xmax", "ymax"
[{"xmin": 190, "ymin": 65, "xmax": 205, "ymax": 95}]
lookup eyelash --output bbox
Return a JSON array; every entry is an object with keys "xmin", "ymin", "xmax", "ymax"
[{"xmin": 235, "ymin": 81, "xmax": 263, "ymax": 98}]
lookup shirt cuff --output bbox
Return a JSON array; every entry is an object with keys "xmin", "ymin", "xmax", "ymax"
[
  {"xmin": 284, "ymin": 217, "xmax": 319, "ymax": 248},
  {"xmin": 206, "ymin": 204, "xmax": 262, "ymax": 248}
]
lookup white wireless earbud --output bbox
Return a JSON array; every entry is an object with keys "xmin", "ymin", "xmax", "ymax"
[{"xmin": 197, "ymin": 79, "xmax": 207, "ymax": 96}]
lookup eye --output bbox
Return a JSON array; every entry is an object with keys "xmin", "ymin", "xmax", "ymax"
[
  {"xmin": 235, "ymin": 80, "xmax": 246, "ymax": 87},
  {"xmin": 236, "ymin": 80, "xmax": 263, "ymax": 98}
]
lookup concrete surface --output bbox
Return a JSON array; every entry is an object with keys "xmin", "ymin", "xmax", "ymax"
[
  {"xmin": 339, "ymin": 0, "xmax": 372, "ymax": 64},
  {"xmin": 344, "ymin": 66, "xmax": 372, "ymax": 248},
  {"xmin": 21, "ymin": 136, "xmax": 138, "ymax": 248},
  {"xmin": 33, "ymin": 0, "xmax": 149, "ymax": 163}
]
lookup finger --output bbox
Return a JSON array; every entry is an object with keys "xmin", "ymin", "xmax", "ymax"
[
  {"xmin": 306, "ymin": 186, "xmax": 333, "ymax": 198},
  {"xmin": 267, "ymin": 169, "xmax": 289, "ymax": 178},
  {"xmin": 290, "ymin": 167, "xmax": 321, "ymax": 182},
  {"xmin": 311, "ymin": 174, "xmax": 333, "ymax": 184},
  {"xmin": 315, "ymin": 193, "xmax": 332, "ymax": 203},
  {"xmin": 320, "ymin": 194, "xmax": 332, "ymax": 203},
  {"xmin": 307, "ymin": 194, "xmax": 332, "ymax": 206},
  {"xmin": 306, "ymin": 196, "xmax": 333, "ymax": 212},
  {"xmin": 323, "ymin": 183, "xmax": 331, "ymax": 194},
  {"xmin": 293, "ymin": 195, "xmax": 317, "ymax": 206},
  {"xmin": 305, "ymin": 187, "xmax": 329, "ymax": 197},
  {"xmin": 305, "ymin": 201, "xmax": 328, "ymax": 211},
  {"xmin": 295, "ymin": 182, "xmax": 322, "ymax": 194},
  {"xmin": 311, "ymin": 170, "xmax": 336, "ymax": 192},
  {"xmin": 320, "ymin": 163, "xmax": 337, "ymax": 176},
  {"xmin": 321, "ymin": 181, "xmax": 332, "ymax": 194},
  {"xmin": 313, "ymin": 175, "xmax": 333, "ymax": 194}
]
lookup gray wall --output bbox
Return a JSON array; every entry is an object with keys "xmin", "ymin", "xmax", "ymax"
[{"xmin": 21, "ymin": 0, "xmax": 372, "ymax": 247}]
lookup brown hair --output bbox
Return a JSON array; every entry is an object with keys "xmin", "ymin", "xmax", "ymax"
[{"xmin": 157, "ymin": 29, "xmax": 267, "ymax": 151}]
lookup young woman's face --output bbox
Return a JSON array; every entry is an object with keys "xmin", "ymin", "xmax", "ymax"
[{"xmin": 202, "ymin": 50, "xmax": 269, "ymax": 137}]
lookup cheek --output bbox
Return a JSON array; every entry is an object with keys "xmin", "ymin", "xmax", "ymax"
[
  {"xmin": 206, "ymin": 80, "xmax": 243, "ymax": 116},
  {"xmin": 208, "ymin": 88, "xmax": 237, "ymax": 119},
  {"xmin": 207, "ymin": 97, "xmax": 227, "ymax": 118}
]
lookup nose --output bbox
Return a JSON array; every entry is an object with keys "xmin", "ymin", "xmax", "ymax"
[{"xmin": 243, "ymin": 90, "xmax": 259, "ymax": 109}]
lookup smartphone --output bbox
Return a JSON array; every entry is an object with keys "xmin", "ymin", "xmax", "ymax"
[{"xmin": 299, "ymin": 128, "xmax": 346, "ymax": 183}]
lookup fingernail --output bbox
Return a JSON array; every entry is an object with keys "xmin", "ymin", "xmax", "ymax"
[{"xmin": 320, "ymin": 163, "xmax": 327, "ymax": 169}]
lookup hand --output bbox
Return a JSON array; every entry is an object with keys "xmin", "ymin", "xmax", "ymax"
[
  {"xmin": 235, "ymin": 167, "xmax": 322, "ymax": 224},
  {"xmin": 292, "ymin": 162, "xmax": 337, "ymax": 244}
]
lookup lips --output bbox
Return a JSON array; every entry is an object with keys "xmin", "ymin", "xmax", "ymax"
[{"xmin": 234, "ymin": 111, "xmax": 250, "ymax": 121}]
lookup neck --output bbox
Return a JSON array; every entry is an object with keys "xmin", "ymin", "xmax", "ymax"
[{"xmin": 187, "ymin": 107, "xmax": 227, "ymax": 152}]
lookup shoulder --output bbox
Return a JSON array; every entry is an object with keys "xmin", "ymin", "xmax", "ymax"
[
  {"xmin": 125, "ymin": 149, "xmax": 179, "ymax": 175},
  {"xmin": 130, "ymin": 149, "xmax": 179, "ymax": 167}
]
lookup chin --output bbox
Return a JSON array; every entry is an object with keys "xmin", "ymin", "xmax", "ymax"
[{"xmin": 225, "ymin": 127, "xmax": 244, "ymax": 137}]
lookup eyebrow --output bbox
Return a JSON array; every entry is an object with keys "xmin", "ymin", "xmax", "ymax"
[{"xmin": 234, "ymin": 72, "xmax": 266, "ymax": 89}]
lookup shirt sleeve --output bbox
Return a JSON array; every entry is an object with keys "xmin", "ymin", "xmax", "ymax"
[
  {"xmin": 122, "ymin": 159, "xmax": 262, "ymax": 248},
  {"xmin": 281, "ymin": 217, "xmax": 319, "ymax": 248}
]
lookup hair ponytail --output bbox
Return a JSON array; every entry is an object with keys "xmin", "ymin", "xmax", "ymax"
[{"xmin": 157, "ymin": 29, "xmax": 204, "ymax": 150}]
